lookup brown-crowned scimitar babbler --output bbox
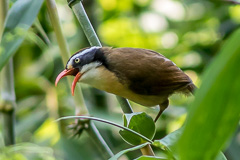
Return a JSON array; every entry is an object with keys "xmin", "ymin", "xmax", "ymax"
[{"xmin": 55, "ymin": 47, "xmax": 196, "ymax": 122}]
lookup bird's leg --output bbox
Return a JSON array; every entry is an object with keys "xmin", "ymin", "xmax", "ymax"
[{"xmin": 154, "ymin": 99, "xmax": 169, "ymax": 122}]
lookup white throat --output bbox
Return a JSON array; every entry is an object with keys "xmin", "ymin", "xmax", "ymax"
[
  {"xmin": 79, "ymin": 61, "xmax": 102, "ymax": 83},
  {"xmin": 81, "ymin": 61, "xmax": 102, "ymax": 73}
]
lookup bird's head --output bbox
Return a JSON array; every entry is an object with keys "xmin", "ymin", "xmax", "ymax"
[{"xmin": 55, "ymin": 46, "xmax": 102, "ymax": 95}]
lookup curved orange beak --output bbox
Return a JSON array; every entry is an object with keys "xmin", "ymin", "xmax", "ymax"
[{"xmin": 55, "ymin": 68, "xmax": 82, "ymax": 96}]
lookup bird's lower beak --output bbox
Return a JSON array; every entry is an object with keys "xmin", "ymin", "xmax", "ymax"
[{"xmin": 55, "ymin": 68, "xmax": 82, "ymax": 96}]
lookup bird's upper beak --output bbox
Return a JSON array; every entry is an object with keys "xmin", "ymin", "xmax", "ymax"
[{"xmin": 55, "ymin": 68, "xmax": 82, "ymax": 96}]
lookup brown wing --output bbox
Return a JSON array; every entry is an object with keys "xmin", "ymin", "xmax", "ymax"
[{"xmin": 102, "ymin": 47, "xmax": 194, "ymax": 96}]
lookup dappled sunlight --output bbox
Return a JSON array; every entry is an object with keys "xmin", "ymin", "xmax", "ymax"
[
  {"xmin": 34, "ymin": 118, "xmax": 60, "ymax": 145},
  {"xmin": 186, "ymin": 2, "xmax": 206, "ymax": 20},
  {"xmin": 161, "ymin": 32, "xmax": 178, "ymax": 49},
  {"xmin": 139, "ymin": 12, "xmax": 168, "ymax": 32},
  {"xmin": 229, "ymin": 5, "xmax": 240, "ymax": 23},
  {"xmin": 151, "ymin": 0, "xmax": 185, "ymax": 21}
]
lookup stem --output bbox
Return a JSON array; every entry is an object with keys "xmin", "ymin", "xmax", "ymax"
[
  {"xmin": 46, "ymin": 0, "xmax": 113, "ymax": 158},
  {"xmin": 0, "ymin": 0, "xmax": 16, "ymax": 146},
  {"xmin": 2, "ymin": 109, "xmax": 15, "ymax": 145},
  {"xmin": 0, "ymin": 0, "xmax": 8, "ymax": 36},
  {"xmin": 86, "ymin": 121, "xmax": 114, "ymax": 157},
  {"xmin": 141, "ymin": 145, "xmax": 155, "ymax": 156},
  {"xmin": 116, "ymin": 96, "xmax": 133, "ymax": 113},
  {"xmin": 0, "ymin": 59, "xmax": 16, "ymax": 146},
  {"xmin": 71, "ymin": 1, "xmax": 101, "ymax": 46},
  {"xmin": 34, "ymin": 18, "xmax": 51, "ymax": 46},
  {"xmin": 56, "ymin": 116, "xmax": 153, "ymax": 143},
  {"xmin": 68, "ymin": 0, "xmax": 155, "ymax": 156},
  {"xmin": 46, "ymin": 0, "xmax": 87, "ymax": 115}
]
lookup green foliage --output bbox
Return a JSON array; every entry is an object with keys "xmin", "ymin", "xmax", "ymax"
[
  {"xmin": 0, "ymin": 0, "xmax": 43, "ymax": 71},
  {"xmin": 109, "ymin": 143, "xmax": 149, "ymax": 160},
  {"xmin": 153, "ymin": 128, "xmax": 182, "ymax": 159},
  {"xmin": 153, "ymin": 128, "xmax": 227, "ymax": 160},
  {"xmin": 1, "ymin": 0, "xmax": 240, "ymax": 159},
  {"xmin": 59, "ymin": 137, "xmax": 102, "ymax": 160},
  {"xmin": 0, "ymin": 143, "xmax": 55, "ymax": 160},
  {"xmin": 135, "ymin": 156, "xmax": 167, "ymax": 160},
  {"xmin": 119, "ymin": 112, "xmax": 155, "ymax": 145},
  {"xmin": 178, "ymin": 28, "xmax": 240, "ymax": 160}
]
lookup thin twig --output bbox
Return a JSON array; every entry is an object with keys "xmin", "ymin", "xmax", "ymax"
[{"xmin": 56, "ymin": 116, "xmax": 153, "ymax": 143}]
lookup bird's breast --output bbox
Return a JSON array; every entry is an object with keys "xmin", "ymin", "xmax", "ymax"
[{"xmin": 79, "ymin": 66, "xmax": 166, "ymax": 106}]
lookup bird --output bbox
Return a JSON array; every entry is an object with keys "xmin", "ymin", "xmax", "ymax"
[{"xmin": 55, "ymin": 46, "xmax": 196, "ymax": 122}]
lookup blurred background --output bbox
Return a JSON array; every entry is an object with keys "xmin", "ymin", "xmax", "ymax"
[{"xmin": 1, "ymin": 0, "xmax": 240, "ymax": 159}]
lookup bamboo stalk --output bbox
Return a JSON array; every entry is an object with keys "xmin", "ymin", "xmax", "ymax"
[
  {"xmin": 46, "ymin": 0, "xmax": 114, "ymax": 158},
  {"xmin": 0, "ymin": 0, "xmax": 16, "ymax": 146},
  {"xmin": 0, "ymin": 0, "xmax": 8, "ymax": 33},
  {"xmin": 0, "ymin": 59, "xmax": 16, "ymax": 146},
  {"xmin": 46, "ymin": 0, "xmax": 88, "ymax": 115},
  {"xmin": 68, "ymin": 0, "xmax": 155, "ymax": 156},
  {"xmin": 34, "ymin": 18, "xmax": 51, "ymax": 46}
]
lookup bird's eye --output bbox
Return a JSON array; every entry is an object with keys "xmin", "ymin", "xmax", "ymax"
[{"xmin": 74, "ymin": 58, "xmax": 80, "ymax": 63}]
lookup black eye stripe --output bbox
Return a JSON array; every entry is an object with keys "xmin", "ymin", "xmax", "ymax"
[
  {"xmin": 66, "ymin": 46, "xmax": 102, "ymax": 69},
  {"xmin": 65, "ymin": 48, "xmax": 90, "ymax": 68}
]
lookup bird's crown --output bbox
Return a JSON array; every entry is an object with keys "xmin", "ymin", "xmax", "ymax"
[{"xmin": 66, "ymin": 46, "xmax": 101, "ymax": 70}]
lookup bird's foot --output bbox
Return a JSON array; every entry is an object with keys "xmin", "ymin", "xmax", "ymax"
[{"xmin": 67, "ymin": 118, "xmax": 90, "ymax": 138}]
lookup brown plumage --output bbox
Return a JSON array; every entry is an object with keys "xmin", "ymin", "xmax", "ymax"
[
  {"xmin": 55, "ymin": 46, "xmax": 196, "ymax": 122},
  {"xmin": 101, "ymin": 47, "xmax": 195, "ymax": 95}
]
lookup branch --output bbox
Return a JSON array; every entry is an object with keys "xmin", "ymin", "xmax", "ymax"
[{"xmin": 56, "ymin": 116, "xmax": 153, "ymax": 143}]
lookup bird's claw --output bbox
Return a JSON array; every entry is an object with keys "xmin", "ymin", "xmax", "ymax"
[{"xmin": 67, "ymin": 118, "xmax": 90, "ymax": 138}]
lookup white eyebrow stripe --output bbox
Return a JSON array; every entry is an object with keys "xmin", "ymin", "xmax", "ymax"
[
  {"xmin": 67, "ymin": 46, "xmax": 101, "ymax": 68},
  {"xmin": 75, "ymin": 46, "xmax": 100, "ymax": 58}
]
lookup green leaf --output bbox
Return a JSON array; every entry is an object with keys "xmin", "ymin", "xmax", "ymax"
[
  {"xmin": 135, "ymin": 156, "xmax": 168, "ymax": 160},
  {"xmin": 153, "ymin": 128, "xmax": 183, "ymax": 159},
  {"xmin": 178, "ymin": 29, "xmax": 240, "ymax": 159},
  {"xmin": 109, "ymin": 143, "xmax": 149, "ymax": 160},
  {"xmin": 0, "ymin": 143, "xmax": 55, "ymax": 159},
  {"xmin": 0, "ymin": 0, "xmax": 44, "ymax": 71},
  {"xmin": 216, "ymin": 152, "xmax": 227, "ymax": 160},
  {"xmin": 119, "ymin": 112, "xmax": 156, "ymax": 146},
  {"xmin": 153, "ymin": 128, "xmax": 227, "ymax": 160}
]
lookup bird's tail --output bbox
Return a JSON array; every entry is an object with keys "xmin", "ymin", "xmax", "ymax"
[{"xmin": 187, "ymin": 83, "xmax": 197, "ymax": 95}]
